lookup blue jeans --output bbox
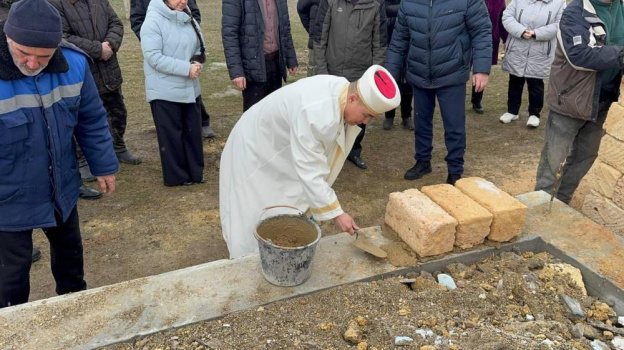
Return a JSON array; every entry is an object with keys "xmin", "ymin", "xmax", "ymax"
[{"xmin": 412, "ymin": 84, "xmax": 466, "ymax": 175}]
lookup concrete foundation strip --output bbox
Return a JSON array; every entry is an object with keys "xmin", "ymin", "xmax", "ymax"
[{"xmin": 0, "ymin": 191, "xmax": 623, "ymax": 350}]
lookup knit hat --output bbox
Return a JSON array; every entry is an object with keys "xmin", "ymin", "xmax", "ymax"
[
  {"xmin": 4, "ymin": 0, "xmax": 62, "ymax": 48},
  {"xmin": 357, "ymin": 65, "xmax": 401, "ymax": 115}
]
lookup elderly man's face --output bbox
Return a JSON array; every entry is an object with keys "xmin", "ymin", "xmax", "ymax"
[
  {"xmin": 7, "ymin": 37, "xmax": 56, "ymax": 76},
  {"xmin": 343, "ymin": 93, "xmax": 377, "ymax": 126}
]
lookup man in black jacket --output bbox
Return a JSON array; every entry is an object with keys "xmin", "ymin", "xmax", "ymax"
[
  {"xmin": 297, "ymin": 0, "xmax": 319, "ymax": 77},
  {"xmin": 50, "ymin": 0, "xmax": 142, "ymax": 167},
  {"xmin": 130, "ymin": 0, "xmax": 216, "ymax": 139},
  {"xmin": 222, "ymin": 0, "xmax": 298, "ymax": 112}
]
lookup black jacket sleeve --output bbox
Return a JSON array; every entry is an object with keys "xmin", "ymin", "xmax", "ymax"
[{"xmin": 130, "ymin": 0, "xmax": 147, "ymax": 39}]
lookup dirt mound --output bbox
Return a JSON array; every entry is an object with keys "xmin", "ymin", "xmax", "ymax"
[{"xmin": 106, "ymin": 252, "xmax": 620, "ymax": 350}]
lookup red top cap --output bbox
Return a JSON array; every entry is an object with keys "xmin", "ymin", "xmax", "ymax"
[{"xmin": 373, "ymin": 70, "xmax": 396, "ymax": 99}]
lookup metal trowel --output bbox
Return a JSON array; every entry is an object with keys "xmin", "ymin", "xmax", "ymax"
[{"xmin": 351, "ymin": 230, "xmax": 387, "ymax": 258}]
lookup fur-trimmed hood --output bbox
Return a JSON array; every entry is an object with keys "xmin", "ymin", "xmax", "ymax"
[{"xmin": 0, "ymin": 20, "xmax": 69, "ymax": 81}]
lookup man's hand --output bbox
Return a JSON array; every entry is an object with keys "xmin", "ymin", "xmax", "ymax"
[
  {"xmin": 232, "ymin": 76, "xmax": 246, "ymax": 90},
  {"xmin": 288, "ymin": 67, "xmax": 298, "ymax": 75},
  {"xmin": 101, "ymin": 42, "xmax": 113, "ymax": 61},
  {"xmin": 97, "ymin": 174, "xmax": 116, "ymax": 195},
  {"xmin": 333, "ymin": 213, "xmax": 360, "ymax": 235},
  {"xmin": 472, "ymin": 73, "xmax": 489, "ymax": 93}
]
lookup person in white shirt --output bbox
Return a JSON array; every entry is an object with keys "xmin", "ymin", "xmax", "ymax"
[{"xmin": 219, "ymin": 65, "xmax": 401, "ymax": 259}]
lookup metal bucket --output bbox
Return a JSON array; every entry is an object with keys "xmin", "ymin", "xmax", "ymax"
[{"xmin": 254, "ymin": 205, "xmax": 321, "ymax": 287}]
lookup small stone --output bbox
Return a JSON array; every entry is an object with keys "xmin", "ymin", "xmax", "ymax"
[
  {"xmin": 526, "ymin": 315, "xmax": 535, "ymax": 321},
  {"xmin": 592, "ymin": 302, "xmax": 616, "ymax": 322},
  {"xmin": 534, "ymin": 334, "xmax": 546, "ymax": 340},
  {"xmin": 478, "ymin": 293, "xmax": 487, "ymax": 300},
  {"xmin": 619, "ymin": 316, "xmax": 624, "ymax": 326},
  {"xmin": 357, "ymin": 342, "xmax": 368, "ymax": 350},
  {"xmin": 591, "ymin": 339, "xmax": 610, "ymax": 350},
  {"xmin": 570, "ymin": 324, "xmax": 584, "ymax": 339},
  {"xmin": 415, "ymin": 329, "xmax": 435, "ymax": 339},
  {"xmin": 480, "ymin": 283, "xmax": 494, "ymax": 292},
  {"xmin": 394, "ymin": 336, "xmax": 414, "ymax": 346},
  {"xmin": 561, "ymin": 294, "xmax": 585, "ymax": 320},
  {"xmin": 398, "ymin": 307, "xmax": 411, "ymax": 316},
  {"xmin": 437, "ymin": 274, "xmax": 457, "ymax": 290},
  {"xmin": 355, "ymin": 316, "xmax": 368, "ymax": 327},
  {"xmin": 256, "ymin": 306, "xmax": 265, "ymax": 312},
  {"xmin": 420, "ymin": 346, "xmax": 435, "ymax": 350},
  {"xmin": 583, "ymin": 325, "xmax": 602, "ymax": 340},
  {"xmin": 604, "ymin": 331, "xmax": 615, "ymax": 340},
  {"xmin": 612, "ymin": 336, "xmax": 624, "ymax": 350},
  {"xmin": 456, "ymin": 279, "xmax": 467, "ymax": 288},
  {"xmin": 320, "ymin": 322, "xmax": 336, "ymax": 331},
  {"xmin": 343, "ymin": 320, "xmax": 363, "ymax": 344}
]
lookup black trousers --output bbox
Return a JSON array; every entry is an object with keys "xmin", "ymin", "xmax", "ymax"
[
  {"xmin": 349, "ymin": 124, "xmax": 366, "ymax": 158},
  {"xmin": 242, "ymin": 56, "xmax": 282, "ymax": 112},
  {"xmin": 507, "ymin": 74, "xmax": 544, "ymax": 118},
  {"xmin": 199, "ymin": 96, "xmax": 210, "ymax": 127},
  {"xmin": 385, "ymin": 81, "xmax": 413, "ymax": 119},
  {"xmin": 150, "ymin": 98, "xmax": 204, "ymax": 186},
  {"xmin": 471, "ymin": 85, "xmax": 483, "ymax": 105},
  {"xmin": 0, "ymin": 206, "xmax": 86, "ymax": 308},
  {"xmin": 101, "ymin": 88, "xmax": 129, "ymax": 154}
]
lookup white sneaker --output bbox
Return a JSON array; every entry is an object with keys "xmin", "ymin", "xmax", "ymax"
[
  {"xmin": 527, "ymin": 115, "xmax": 540, "ymax": 128},
  {"xmin": 500, "ymin": 112, "xmax": 519, "ymax": 124}
]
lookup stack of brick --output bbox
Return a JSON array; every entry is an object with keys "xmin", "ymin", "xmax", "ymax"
[
  {"xmin": 581, "ymin": 82, "xmax": 624, "ymax": 237},
  {"xmin": 384, "ymin": 177, "xmax": 527, "ymax": 257}
]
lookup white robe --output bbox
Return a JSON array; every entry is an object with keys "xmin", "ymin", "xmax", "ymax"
[{"xmin": 219, "ymin": 76, "xmax": 361, "ymax": 259}]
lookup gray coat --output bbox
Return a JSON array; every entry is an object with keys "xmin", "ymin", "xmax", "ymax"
[{"xmin": 501, "ymin": 0, "xmax": 565, "ymax": 79}]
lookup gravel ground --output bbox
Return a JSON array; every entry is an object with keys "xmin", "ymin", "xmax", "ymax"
[{"xmin": 103, "ymin": 251, "xmax": 623, "ymax": 350}]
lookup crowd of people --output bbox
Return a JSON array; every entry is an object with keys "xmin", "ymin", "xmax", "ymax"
[{"xmin": 0, "ymin": 0, "xmax": 623, "ymax": 308}]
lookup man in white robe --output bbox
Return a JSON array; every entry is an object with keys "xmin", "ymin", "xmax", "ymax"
[{"xmin": 220, "ymin": 65, "xmax": 401, "ymax": 259}]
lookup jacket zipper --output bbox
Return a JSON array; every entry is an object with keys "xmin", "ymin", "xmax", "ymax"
[
  {"xmin": 558, "ymin": 76, "xmax": 585, "ymax": 105},
  {"xmin": 545, "ymin": 10, "xmax": 552, "ymax": 25},
  {"xmin": 428, "ymin": 0, "xmax": 433, "ymax": 84},
  {"xmin": 518, "ymin": 9, "xmax": 523, "ymax": 23}
]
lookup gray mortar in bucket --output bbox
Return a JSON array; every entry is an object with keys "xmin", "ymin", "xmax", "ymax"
[{"xmin": 254, "ymin": 214, "xmax": 321, "ymax": 287}]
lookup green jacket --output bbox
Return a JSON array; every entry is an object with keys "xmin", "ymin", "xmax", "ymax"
[{"xmin": 313, "ymin": 0, "xmax": 387, "ymax": 82}]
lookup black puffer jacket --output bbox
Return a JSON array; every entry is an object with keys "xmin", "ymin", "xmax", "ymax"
[
  {"xmin": 49, "ymin": 0, "xmax": 124, "ymax": 94},
  {"xmin": 222, "ymin": 0, "xmax": 298, "ymax": 83}
]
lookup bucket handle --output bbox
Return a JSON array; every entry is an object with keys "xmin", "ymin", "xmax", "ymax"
[{"xmin": 258, "ymin": 205, "xmax": 305, "ymax": 223}]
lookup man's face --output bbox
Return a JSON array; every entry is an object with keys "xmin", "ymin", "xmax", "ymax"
[
  {"xmin": 343, "ymin": 94, "xmax": 377, "ymax": 126},
  {"xmin": 7, "ymin": 37, "xmax": 56, "ymax": 76}
]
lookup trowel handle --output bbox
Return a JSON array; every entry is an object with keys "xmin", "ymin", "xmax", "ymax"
[{"xmin": 258, "ymin": 205, "xmax": 305, "ymax": 222}]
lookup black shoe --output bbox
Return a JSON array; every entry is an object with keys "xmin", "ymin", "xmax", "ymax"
[
  {"xmin": 472, "ymin": 103, "xmax": 484, "ymax": 114},
  {"xmin": 347, "ymin": 155, "xmax": 367, "ymax": 169},
  {"xmin": 401, "ymin": 117, "xmax": 414, "ymax": 130},
  {"xmin": 32, "ymin": 247, "xmax": 41, "ymax": 263},
  {"xmin": 202, "ymin": 125, "xmax": 216, "ymax": 138},
  {"xmin": 79, "ymin": 185, "xmax": 102, "ymax": 200},
  {"xmin": 382, "ymin": 117, "xmax": 394, "ymax": 130},
  {"xmin": 79, "ymin": 165, "xmax": 96, "ymax": 182},
  {"xmin": 446, "ymin": 174, "xmax": 462, "ymax": 185},
  {"xmin": 404, "ymin": 161, "xmax": 432, "ymax": 180},
  {"xmin": 117, "ymin": 151, "xmax": 142, "ymax": 165}
]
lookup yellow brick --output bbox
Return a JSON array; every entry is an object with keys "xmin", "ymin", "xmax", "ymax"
[
  {"xmin": 455, "ymin": 177, "xmax": 528, "ymax": 242},
  {"xmin": 421, "ymin": 184, "xmax": 493, "ymax": 249},
  {"xmin": 584, "ymin": 159, "xmax": 622, "ymax": 199},
  {"xmin": 599, "ymin": 135, "xmax": 624, "ymax": 174},
  {"xmin": 604, "ymin": 103, "xmax": 624, "ymax": 142},
  {"xmin": 385, "ymin": 189, "xmax": 457, "ymax": 257},
  {"xmin": 582, "ymin": 191, "xmax": 624, "ymax": 237}
]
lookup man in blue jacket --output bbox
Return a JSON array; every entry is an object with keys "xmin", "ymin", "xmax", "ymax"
[
  {"xmin": 0, "ymin": 0, "xmax": 118, "ymax": 308},
  {"xmin": 385, "ymin": 0, "xmax": 492, "ymax": 185}
]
